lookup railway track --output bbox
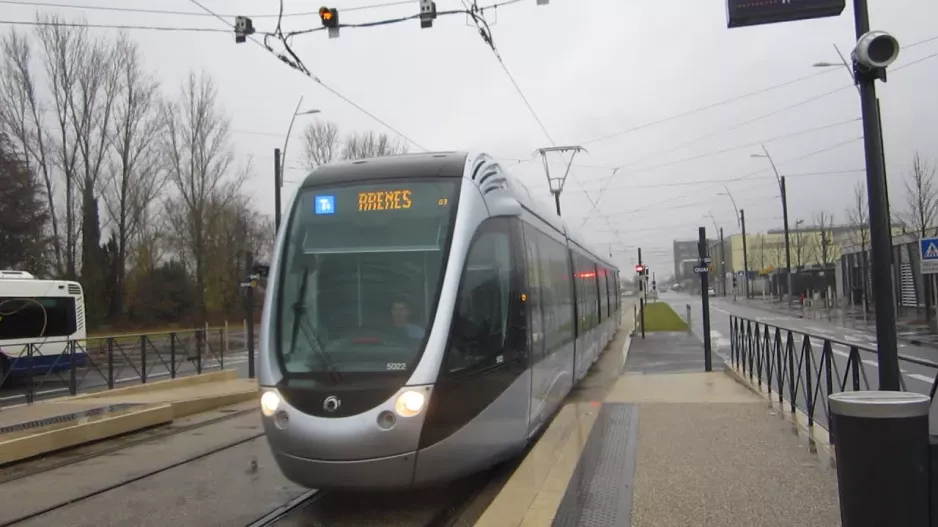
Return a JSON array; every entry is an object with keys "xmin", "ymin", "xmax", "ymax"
[
  {"xmin": 0, "ymin": 429, "xmax": 267, "ymax": 527},
  {"xmin": 245, "ymin": 461, "xmax": 513, "ymax": 527},
  {"xmin": 0, "ymin": 404, "xmax": 259, "ymax": 484}
]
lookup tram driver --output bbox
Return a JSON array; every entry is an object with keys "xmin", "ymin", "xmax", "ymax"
[{"xmin": 390, "ymin": 299, "xmax": 425, "ymax": 341}]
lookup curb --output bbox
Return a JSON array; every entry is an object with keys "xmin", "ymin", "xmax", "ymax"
[
  {"xmin": 0, "ymin": 403, "xmax": 175, "ymax": 466},
  {"xmin": 67, "ymin": 369, "xmax": 238, "ymax": 401},
  {"xmin": 722, "ymin": 363, "xmax": 834, "ymax": 460}
]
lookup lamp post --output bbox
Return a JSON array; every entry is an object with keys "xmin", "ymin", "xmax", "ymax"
[
  {"xmin": 718, "ymin": 186, "xmax": 749, "ymax": 299},
  {"xmin": 751, "ymin": 146, "xmax": 794, "ymax": 307},
  {"xmin": 274, "ymin": 96, "xmax": 321, "ymax": 231}
]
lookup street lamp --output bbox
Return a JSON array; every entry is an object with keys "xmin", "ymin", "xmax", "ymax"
[
  {"xmin": 718, "ymin": 186, "xmax": 750, "ymax": 299},
  {"xmin": 706, "ymin": 211, "xmax": 726, "ymax": 296},
  {"xmin": 274, "ymin": 96, "xmax": 321, "ymax": 231},
  {"xmin": 751, "ymin": 145, "xmax": 794, "ymax": 307},
  {"xmin": 812, "ymin": 47, "xmax": 892, "ymax": 231}
]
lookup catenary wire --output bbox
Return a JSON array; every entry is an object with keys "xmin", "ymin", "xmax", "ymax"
[{"xmin": 185, "ymin": 0, "xmax": 429, "ymax": 152}]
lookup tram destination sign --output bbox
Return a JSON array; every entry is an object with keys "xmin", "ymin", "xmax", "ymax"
[{"xmin": 726, "ymin": 0, "xmax": 845, "ymax": 29}]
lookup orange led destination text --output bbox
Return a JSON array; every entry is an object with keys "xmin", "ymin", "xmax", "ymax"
[{"xmin": 358, "ymin": 190, "xmax": 413, "ymax": 211}]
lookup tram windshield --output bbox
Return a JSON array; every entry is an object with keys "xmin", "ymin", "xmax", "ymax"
[{"xmin": 276, "ymin": 179, "xmax": 460, "ymax": 379}]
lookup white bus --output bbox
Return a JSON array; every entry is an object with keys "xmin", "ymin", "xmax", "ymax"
[{"xmin": 0, "ymin": 270, "xmax": 88, "ymax": 387}]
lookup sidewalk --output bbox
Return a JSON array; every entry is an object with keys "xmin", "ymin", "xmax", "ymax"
[
  {"xmin": 476, "ymin": 318, "xmax": 841, "ymax": 526},
  {"xmin": 740, "ymin": 296, "xmax": 938, "ymax": 347}
]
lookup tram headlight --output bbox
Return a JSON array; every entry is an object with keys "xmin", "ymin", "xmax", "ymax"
[
  {"xmin": 261, "ymin": 390, "xmax": 281, "ymax": 417},
  {"xmin": 394, "ymin": 389, "xmax": 426, "ymax": 417}
]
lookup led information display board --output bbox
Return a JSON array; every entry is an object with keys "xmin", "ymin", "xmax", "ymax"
[{"xmin": 727, "ymin": 0, "xmax": 845, "ymax": 28}]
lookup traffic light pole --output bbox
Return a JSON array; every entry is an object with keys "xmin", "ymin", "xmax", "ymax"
[
  {"xmin": 698, "ymin": 227, "xmax": 713, "ymax": 372},
  {"xmin": 274, "ymin": 148, "xmax": 282, "ymax": 232},
  {"xmin": 638, "ymin": 247, "xmax": 645, "ymax": 339},
  {"xmin": 741, "ymin": 209, "xmax": 751, "ymax": 299}
]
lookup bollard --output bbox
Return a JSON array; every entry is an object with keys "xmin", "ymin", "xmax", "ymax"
[
  {"xmin": 828, "ymin": 391, "xmax": 931, "ymax": 527},
  {"xmin": 931, "ymin": 435, "xmax": 938, "ymax": 526},
  {"xmin": 685, "ymin": 304, "xmax": 692, "ymax": 334}
]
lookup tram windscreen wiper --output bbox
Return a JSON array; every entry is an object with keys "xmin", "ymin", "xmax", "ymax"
[{"xmin": 288, "ymin": 266, "xmax": 343, "ymax": 384}]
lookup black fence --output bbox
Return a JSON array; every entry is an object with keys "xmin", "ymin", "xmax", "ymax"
[
  {"xmin": 729, "ymin": 315, "xmax": 938, "ymax": 434},
  {"xmin": 0, "ymin": 326, "xmax": 250, "ymax": 408}
]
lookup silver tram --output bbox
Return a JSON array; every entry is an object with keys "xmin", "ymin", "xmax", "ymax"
[{"xmin": 257, "ymin": 151, "xmax": 623, "ymax": 490}]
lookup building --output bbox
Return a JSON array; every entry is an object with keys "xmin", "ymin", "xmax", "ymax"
[
  {"xmin": 838, "ymin": 228, "xmax": 936, "ymax": 313},
  {"xmin": 672, "ymin": 238, "xmax": 712, "ymax": 282}
]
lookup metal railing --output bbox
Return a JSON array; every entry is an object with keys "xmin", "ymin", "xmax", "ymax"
[
  {"xmin": 729, "ymin": 315, "xmax": 938, "ymax": 435},
  {"xmin": 0, "ymin": 322, "xmax": 254, "ymax": 408}
]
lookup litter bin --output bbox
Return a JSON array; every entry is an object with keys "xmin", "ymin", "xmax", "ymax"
[{"xmin": 828, "ymin": 391, "xmax": 932, "ymax": 527}]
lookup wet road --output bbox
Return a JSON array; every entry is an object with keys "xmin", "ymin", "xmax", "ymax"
[{"xmin": 659, "ymin": 291, "xmax": 938, "ymax": 433}]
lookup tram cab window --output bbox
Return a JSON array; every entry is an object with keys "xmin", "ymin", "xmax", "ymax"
[
  {"xmin": 277, "ymin": 179, "xmax": 459, "ymax": 377},
  {"xmin": 445, "ymin": 218, "xmax": 516, "ymax": 374}
]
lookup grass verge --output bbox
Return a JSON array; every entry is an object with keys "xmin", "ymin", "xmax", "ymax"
[{"xmin": 641, "ymin": 301, "xmax": 689, "ymax": 332}]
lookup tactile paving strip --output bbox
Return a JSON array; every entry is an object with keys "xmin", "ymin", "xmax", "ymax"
[
  {"xmin": 0, "ymin": 403, "xmax": 141, "ymax": 435},
  {"xmin": 552, "ymin": 403, "xmax": 639, "ymax": 527}
]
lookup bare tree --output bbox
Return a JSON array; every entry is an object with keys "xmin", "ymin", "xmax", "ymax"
[
  {"xmin": 792, "ymin": 220, "xmax": 807, "ymax": 269},
  {"xmin": 0, "ymin": 28, "xmax": 62, "ymax": 274},
  {"xmin": 845, "ymin": 182, "xmax": 870, "ymax": 309},
  {"xmin": 301, "ymin": 121, "xmax": 341, "ymax": 169},
  {"xmin": 161, "ymin": 70, "xmax": 243, "ymax": 325},
  {"xmin": 34, "ymin": 14, "xmax": 90, "ymax": 279},
  {"xmin": 103, "ymin": 33, "xmax": 164, "ymax": 318},
  {"xmin": 811, "ymin": 211, "xmax": 836, "ymax": 266},
  {"xmin": 342, "ymin": 130, "xmax": 409, "ymax": 160},
  {"xmin": 900, "ymin": 152, "xmax": 938, "ymax": 319}
]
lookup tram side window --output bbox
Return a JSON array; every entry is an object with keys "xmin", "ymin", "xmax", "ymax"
[
  {"xmin": 598, "ymin": 267, "xmax": 608, "ymax": 320},
  {"xmin": 522, "ymin": 225, "xmax": 546, "ymax": 361},
  {"xmin": 537, "ymin": 232, "xmax": 574, "ymax": 351},
  {"xmin": 445, "ymin": 219, "xmax": 517, "ymax": 373}
]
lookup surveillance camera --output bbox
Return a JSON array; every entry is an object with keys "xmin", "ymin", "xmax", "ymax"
[{"xmin": 853, "ymin": 30, "xmax": 900, "ymax": 69}]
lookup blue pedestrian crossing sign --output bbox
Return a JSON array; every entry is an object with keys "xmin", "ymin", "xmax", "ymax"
[{"xmin": 920, "ymin": 237, "xmax": 938, "ymax": 274}]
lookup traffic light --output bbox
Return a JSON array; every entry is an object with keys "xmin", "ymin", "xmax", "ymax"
[
  {"xmin": 234, "ymin": 16, "xmax": 255, "ymax": 44},
  {"xmin": 319, "ymin": 7, "xmax": 338, "ymax": 27},
  {"xmin": 419, "ymin": 0, "xmax": 437, "ymax": 28}
]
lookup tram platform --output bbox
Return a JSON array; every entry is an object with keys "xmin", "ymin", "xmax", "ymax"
[
  {"xmin": 0, "ymin": 369, "xmax": 255, "ymax": 466},
  {"xmin": 476, "ymin": 325, "xmax": 842, "ymax": 526}
]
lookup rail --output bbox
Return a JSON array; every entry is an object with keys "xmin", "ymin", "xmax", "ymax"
[
  {"xmin": 729, "ymin": 315, "xmax": 938, "ymax": 435},
  {"xmin": 0, "ymin": 322, "xmax": 256, "ymax": 408}
]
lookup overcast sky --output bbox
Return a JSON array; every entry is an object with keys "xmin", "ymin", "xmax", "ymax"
[{"xmin": 5, "ymin": 0, "xmax": 938, "ymax": 277}]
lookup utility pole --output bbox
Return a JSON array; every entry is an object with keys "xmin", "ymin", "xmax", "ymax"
[
  {"xmin": 852, "ymin": 0, "xmax": 900, "ymax": 390},
  {"xmin": 535, "ymin": 146, "xmax": 586, "ymax": 216},
  {"xmin": 274, "ymin": 148, "xmax": 282, "ymax": 232},
  {"xmin": 780, "ymin": 175, "xmax": 794, "ymax": 306},
  {"xmin": 241, "ymin": 251, "xmax": 257, "ymax": 379},
  {"xmin": 698, "ymin": 227, "xmax": 712, "ymax": 372},
  {"xmin": 741, "ymin": 209, "xmax": 751, "ymax": 299},
  {"xmin": 638, "ymin": 248, "xmax": 645, "ymax": 339},
  {"xmin": 720, "ymin": 227, "xmax": 726, "ymax": 296}
]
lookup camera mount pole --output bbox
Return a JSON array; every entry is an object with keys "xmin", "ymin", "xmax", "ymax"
[{"xmin": 852, "ymin": 0, "xmax": 899, "ymax": 390}]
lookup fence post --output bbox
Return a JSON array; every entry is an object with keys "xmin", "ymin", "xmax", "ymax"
[{"xmin": 140, "ymin": 335, "xmax": 147, "ymax": 384}]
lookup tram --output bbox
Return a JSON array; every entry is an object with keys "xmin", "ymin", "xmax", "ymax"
[{"xmin": 257, "ymin": 151, "xmax": 622, "ymax": 490}]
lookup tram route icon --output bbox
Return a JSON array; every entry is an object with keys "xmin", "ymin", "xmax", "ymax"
[{"xmin": 314, "ymin": 195, "xmax": 336, "ymax": 215}]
